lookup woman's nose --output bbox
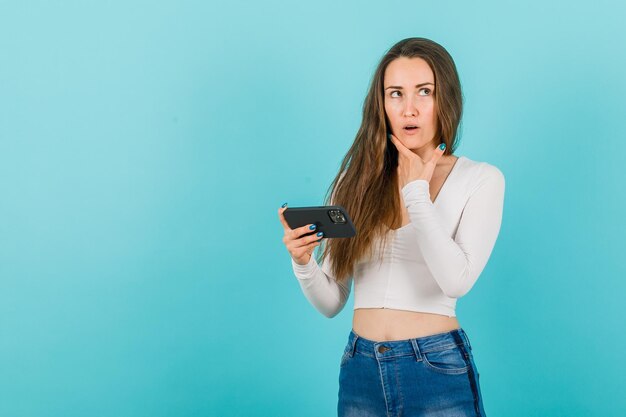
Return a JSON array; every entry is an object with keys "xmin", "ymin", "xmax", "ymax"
[{"xmin": 403, "ymin": 98, "xmax": 418, "ymax": 117}]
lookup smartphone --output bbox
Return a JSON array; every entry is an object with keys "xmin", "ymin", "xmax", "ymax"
[{"xmin": 283, "ymin": 205, "xmax": 356, "ymax": 238}]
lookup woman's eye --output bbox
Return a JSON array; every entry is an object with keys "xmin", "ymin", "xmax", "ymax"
[{"xmin": 390, "ymin": 89, "xmax": 431, "ymax": 98}]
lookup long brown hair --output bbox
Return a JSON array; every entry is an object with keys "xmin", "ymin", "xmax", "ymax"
[{"xmin": 316, "ymin": 37, "xmax": 464, "ymax": 283}]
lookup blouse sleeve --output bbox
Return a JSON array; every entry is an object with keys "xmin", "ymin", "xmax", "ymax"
[
  {"xmin": 291, "ymin": 253, "xmax": 353, "ymax": 318},
  {"xmin": 400, "ymin": 164, "xmax": 505, "ymax": 298},
  {"xmin": 290, "ymin": 170, "xmax": 353, "ymax": 318}
]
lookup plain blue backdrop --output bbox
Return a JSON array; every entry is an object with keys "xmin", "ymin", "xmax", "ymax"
[{"xmin": 1, "ymin": 1, "xmax": 625, "ymax": 416}]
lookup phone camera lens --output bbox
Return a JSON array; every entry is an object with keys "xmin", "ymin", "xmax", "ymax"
[{"xmin": 327, "ymin": 209, "xmax": 347, "ymax": 224}]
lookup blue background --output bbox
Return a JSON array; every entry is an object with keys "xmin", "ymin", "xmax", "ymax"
[{"xmin": 1, "ymin": 1, "xmax": 625, "ymax": 416}]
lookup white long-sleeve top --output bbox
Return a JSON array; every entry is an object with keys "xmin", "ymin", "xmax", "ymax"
[{"xmin": 291, "ymin": 155, "xmax": 505, "ymax": 318}]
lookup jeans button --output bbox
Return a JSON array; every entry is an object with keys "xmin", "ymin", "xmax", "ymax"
[{"xmin": 378, "ymin": 345, "xmax": 390, "ymax": 353}]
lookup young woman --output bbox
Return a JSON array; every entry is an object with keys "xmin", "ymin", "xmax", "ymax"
[{"xmin": 278, "ymin": 37, "xmax": 504, "ymax": 417}]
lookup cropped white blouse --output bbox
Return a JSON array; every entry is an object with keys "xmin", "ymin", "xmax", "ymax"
[{"xmin": 291, "ymin": 155, "xmax": 505, "ymax": 318}]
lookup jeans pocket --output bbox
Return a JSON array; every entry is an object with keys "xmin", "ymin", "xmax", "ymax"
[
  {"xmin": 421, "ymin": 344, "xmax": 469, "ymax": 375},
  {"xmin": 339, "ymin": 343, "xmax": 353, "ymax": 368}
]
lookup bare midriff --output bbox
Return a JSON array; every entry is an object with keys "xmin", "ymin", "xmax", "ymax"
[{"xmin": 352, "ymin": 308, "xmax": 460, "ymax": 342}]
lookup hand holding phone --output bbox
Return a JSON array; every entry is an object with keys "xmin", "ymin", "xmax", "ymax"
[{"xmin": 277, "ymin": 204, "xmax": 356, "ymax": 265}]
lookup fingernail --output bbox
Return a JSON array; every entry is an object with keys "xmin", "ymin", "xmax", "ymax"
[
  {"xmin": 309, "ymin": 224, "xmax": 316, "ymax": 230},
  {"xmin": 439, "ymin": 143, "xmax": 446, "ymax": 150},
  {"xmin": 317, "ymin": 231, "xmax": 323, "ymax": 237},
  {"xmin": 281, "ymin": 202, "xmax": 288, "ymax": 208}
]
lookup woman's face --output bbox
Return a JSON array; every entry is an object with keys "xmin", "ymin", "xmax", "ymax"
[{"xmin": 383, "ymin": 57, "xmax": 438, "ymax": 153}]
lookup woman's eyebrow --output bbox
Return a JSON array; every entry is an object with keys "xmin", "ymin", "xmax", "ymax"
[{"xmin": 384, "ymin": 82, "xmax": 434, "ymax": 90}]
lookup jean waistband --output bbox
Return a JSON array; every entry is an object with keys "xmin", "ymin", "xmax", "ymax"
[{"xmin": 344, "ymin": 328, "xmax": 472, "ymax": 360}]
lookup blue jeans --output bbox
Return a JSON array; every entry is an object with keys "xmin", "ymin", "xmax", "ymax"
[{"xmin": 338, "ymin": 328, "xmax": 486, "ymax": 416}]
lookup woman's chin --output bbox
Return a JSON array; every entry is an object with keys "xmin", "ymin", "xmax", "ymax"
[{"xmin": 401, "ymin": 136, "xmax": 422, "ymax": 149}]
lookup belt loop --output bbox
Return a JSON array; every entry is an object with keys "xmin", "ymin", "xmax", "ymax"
[{"xmin": 410, "ymin": 338, "xmax": 422, "ymax": 362}]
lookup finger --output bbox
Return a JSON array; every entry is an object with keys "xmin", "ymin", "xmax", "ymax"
[
  {"xmin": 299, "ymin": 239, "xmax": 323, "ymax": 256},
  {"xmin": 277, "ymin": 206, "xmax": 292, "ymax": 231},
  {"xmin": 291, "ymin": 223, "xmax": 318, "ymax": 240},
  {"xmin": 295, "ymin": 230, "xmax": 324, "ymax": 247},
  {"xmin": 426, "ymin": 143, "xmax": 445, "ymax": 165},
  {"xmin": 388, "ymin": 133, "xmax": 412, "ymax": 158},
  {"xmin": 420, "ymin": 161, "xmax": 437, "ymax": 181}
]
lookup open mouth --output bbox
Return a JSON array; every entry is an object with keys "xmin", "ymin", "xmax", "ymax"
[{"xmin": 404, "ymin": 126, "xmax": 419, "ymax": 131}]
